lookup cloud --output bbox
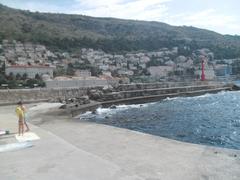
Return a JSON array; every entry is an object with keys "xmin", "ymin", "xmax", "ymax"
[
  {"xmin": 1, "ymin": 0, "xmax": 239, "ymax": 35},
  {"xmin": 167, "ymin": 9, "xmax": 240, "ymax": 35},
  {"xmin": 0, "ymin": 0, "xmax": 69, "ymax": 13},
  {"xmin": 71, "ymin": 1, "xmax": 240, "ymax": 35},
  {"xmin": 72, "ymin": 0, "xmax": 171, "ymax": 20},
  {"xmin": 184, "ymin": 9, "xmax": 236, "ymax": 27}
]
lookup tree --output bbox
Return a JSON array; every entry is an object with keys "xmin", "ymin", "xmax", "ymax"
[
  {"xmin": 90, "ymin": 66, "xmax": 101, "ymax": 76},
  {"xmin": 66, "ymin": 63, "xmax": 75, "ymax": 76},
  {"xmin": 38, "ymin": 80, "xmax": 46, "ymax": 87},
  {"xmin": 0, "ymin": 74, "xmax": 7, "ymax": 85},
  {"xmin": 8, "ymin": 79, "xmax": 18, "ymax": 88},
  {"xmin": 54, "ymin": 67, "xmax": 66, "ymax": 77},
  {"xmin": 0, "ymin": 61, "xmax": 5, "ymax": 74},
  {"xmin": 7, "ymin": 72, "xmax": 15, "ymax": 81},
  {"xmin": 142, "ymin": 68, "xmax": 150, "ymax": 76},
  {"xmin": 26, "ymin": 79, "xmax": 38, "ymax": 88},
  {"xmin": 186, "ymin": 68, "xmax": 195, "ymax": 76},
  {"xmin": 35, "ymin": 73, "xmax": 41, "ymax": 80},
  {"xmin": 22, "ymin": 73, "xmax": 28, "ymax": 80},
  {"xmin": 16, "ymin": 73, "xmax": 22, "ymax": 80}
]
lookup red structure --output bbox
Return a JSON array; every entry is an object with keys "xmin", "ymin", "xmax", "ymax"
[{"xmin": 201, "ymin": 59, "xmax": 205, "ymax": 81}]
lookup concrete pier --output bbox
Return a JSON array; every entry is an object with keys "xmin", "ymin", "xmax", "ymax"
[{"xmin": 0, "ymin": 103, "xmax": 240, "ymax": 180}]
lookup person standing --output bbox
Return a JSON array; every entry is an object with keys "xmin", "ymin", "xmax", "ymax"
[
  {"xmin": 16, "ymin": 101, "xmax": 24, "ymax": 136},
  {"xmin": 20, "ymin": 103, "xmax": 30, "ymax": 132}
]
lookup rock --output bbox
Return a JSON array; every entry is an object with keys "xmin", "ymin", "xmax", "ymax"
[
  {"xmin": 110, "ymin": 105, "xmax": 117, "ymax": 109},
  {"xmin": 66, "ymin": 98, "xmax": 75, "ymax": 104},
  {"xmin": 79, "ymin": 95, "xmax": 90, "ymax": 104},
  {"xmin": 102, "ymin": 92, "xmax": 123, "ymax": 101},
  {"xmin": 102, "ymin": 85, "xmax": 114, "ymax": 93},
  {"xmin": 57, "ymin": 97, "xmax": 64, "ymax": 103},
  {"xmin": 92, "ymin": 110, "xmax": 97, "ymax": 114},
  {"xmin": 59, "ymin": 104, "xmax": 67, "ymax": 109},
  {"xmin": 88, "ymin": 89, "xmax": 103, "ymax": 100},
  {"xmin": 232, "ymin": 84, "xmax": 240, "ymax": 91}
]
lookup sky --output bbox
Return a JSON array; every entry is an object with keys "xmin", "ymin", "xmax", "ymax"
[{"xmin": 0, "ymin": 0, "xmax": 239, "ymax": 35}]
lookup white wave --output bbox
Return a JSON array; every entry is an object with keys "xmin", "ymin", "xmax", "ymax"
[
  {"xmin": 163, "ymin": 94, "xmax": 212, "ymax": 102},
  {"xmin": 96, "ymin": 104, "xmax": 138, "ymax": 116},
  {"xmin": 187, "ymin": 93, "xmax": 212, "ymax": 99},
  {"xmin": 117, "ymin": 103, "xmax": 151, "ymax": 109},
  {"xmin": 79, "ymin": 102, "xmax": 155, "ymax": 119},
  {"xmin": 79, "ymin": 111, "xmax": 92, "ymax": 116},
  {"xmin": 164, "ymin": 91, "xmax": 233, "ymax": 102},
  {"xmin": 96, "ymin": 108, "xmax": 113, "ymax": 115},
  {"xmin": 163, "ymin": 97, "xmax": 181, "ymax": 101}
]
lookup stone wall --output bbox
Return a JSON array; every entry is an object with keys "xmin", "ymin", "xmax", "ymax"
[
  {"xmin": 45, "ymin": 79, "xmax": 110, "ymax": 88},
  {"xmin": 116, "ymin": 81, "xmax": 213, "ymax": 91},
  {"xmin": 0, "ymin": 88, "xmax": 88, "ymax": 104},
  {"xmin": 0, "ymin": 81, "xmax": 227, "ymax": 105}
]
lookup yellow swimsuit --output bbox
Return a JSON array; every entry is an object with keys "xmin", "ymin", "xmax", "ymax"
[{"xmin": 16, "ymin": 106, "xmax": 24, "ymax": 120}]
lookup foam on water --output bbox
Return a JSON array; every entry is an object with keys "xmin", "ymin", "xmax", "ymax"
[
  {"xmin": 79, "ymin": 102, "xmax": 155, "ymax": 120},
  {"xmin": 80, "ymin": 91, "xmax": 240, "ymax": 150}
]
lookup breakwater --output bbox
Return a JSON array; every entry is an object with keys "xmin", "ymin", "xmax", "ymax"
[
  {"xmin": 0, "ymin": 82, "xmax": 233, "ymax": 107},
  {"xmin": 69, "ymin": 82, "xmax": 233, "ymax": 116}
]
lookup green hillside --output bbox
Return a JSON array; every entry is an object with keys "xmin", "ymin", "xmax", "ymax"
[{"xmin": 0, "ymin": 4, "xmax": 240, "ymax": 59}]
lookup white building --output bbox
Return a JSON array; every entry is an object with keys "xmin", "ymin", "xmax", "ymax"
[
  {"xmin": 102, "ymin": 71, "xmax": 112, "ymax": 77},
  {"xmin": 99, "ymin": 64, "xmax": 109, "ymax": 71},
  {"xmin": 5, "ymin": 65, "xmax": 55, "ymax": 78},
  {"xmin": 45, "ymin": 76, "xmax": 108, "ymax": 88},
  {"xmin": 75, "ymin": 70, "xmax": 91, "ymax": 77},
  {"xmin": 148, "ymin": 66, "xmax": 174, "ymax": 78},
  {"xmin": 117, "ymin": 69, "xmax": 134, "ymax": 76}
]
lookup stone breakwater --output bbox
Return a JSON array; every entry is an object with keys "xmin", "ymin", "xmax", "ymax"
[{"xmin": 0, "ymin": 82, "xmax": 233, "ymax": 107}]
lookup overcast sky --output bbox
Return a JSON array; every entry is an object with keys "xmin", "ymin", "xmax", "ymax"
[{"xmin": 0, "ymin": 0, "xmax": 239, "ymax": 35}]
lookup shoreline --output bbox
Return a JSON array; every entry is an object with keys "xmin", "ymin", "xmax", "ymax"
[{"xmin": 68, "ymin": 86, "xmax": 231, "ymax": 116}]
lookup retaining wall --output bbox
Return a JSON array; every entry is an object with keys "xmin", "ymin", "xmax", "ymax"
[
  {"xmin": 0, "ymin": 88, "xmax": 88, "ymax": 104},
  {"xmin": 0, "ymin": 82, "xmax": 231, "ymax": 105}
]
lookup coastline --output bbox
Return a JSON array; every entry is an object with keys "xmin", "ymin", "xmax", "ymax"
[{"xmin": 68, "ymin": 86, "xmax": 231, "ymax": 116}]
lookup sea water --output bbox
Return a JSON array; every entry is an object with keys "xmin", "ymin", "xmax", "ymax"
[{"xmin": 79, "ymin": 91, "xmax": 240, "ymax": 150}]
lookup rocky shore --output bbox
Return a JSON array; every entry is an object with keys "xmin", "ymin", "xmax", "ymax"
[{"xmin": 55, "ymin": 82, "xmax": 233, "ymax": 116}]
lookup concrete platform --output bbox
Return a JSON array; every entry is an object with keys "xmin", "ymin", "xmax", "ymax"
[{"xmin": 1, "ymin": 104, "xmax": 240, "ymax": 180}]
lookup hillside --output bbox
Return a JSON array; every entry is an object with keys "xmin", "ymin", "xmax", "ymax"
[{"xmin": 0, "ymin": 4, "xmax": 240, "ymax": 59}]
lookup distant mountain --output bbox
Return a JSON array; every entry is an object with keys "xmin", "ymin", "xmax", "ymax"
[{"xmin": 0, "ymin": 4, "xmax": 240, "ymax": 59}]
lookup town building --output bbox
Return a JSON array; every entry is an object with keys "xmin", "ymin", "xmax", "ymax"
[
  {"xmin": 5, "ymin": 65, "xmax": 55, "ymax": 78},
  {"xmin": 148, "ymin": 66, "xmax": 174, "ymax": 78},
  {"xmin": 214, "ymin": 64, "xmax": 232, "ymax": 77},
  {"xmin": 45, "ymin": 76, "xmax": 109, "ymax": 88},
  {"xmin": 74, "ymin": 70, "xmax": 91, "ymax": 77}
]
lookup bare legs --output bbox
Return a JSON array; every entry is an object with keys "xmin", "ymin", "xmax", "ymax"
[
  {"xmin": 18, "ymin": 120, "xmax": 24, "ymax": 136},
  {"xmin": 24, "ymin": 120, "xmax": 30, "ymax": 132}
]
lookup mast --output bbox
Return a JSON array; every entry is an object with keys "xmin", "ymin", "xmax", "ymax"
[{"xmin": 201, "ymin": 59, "xmax": 205, "ymax": 81}]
